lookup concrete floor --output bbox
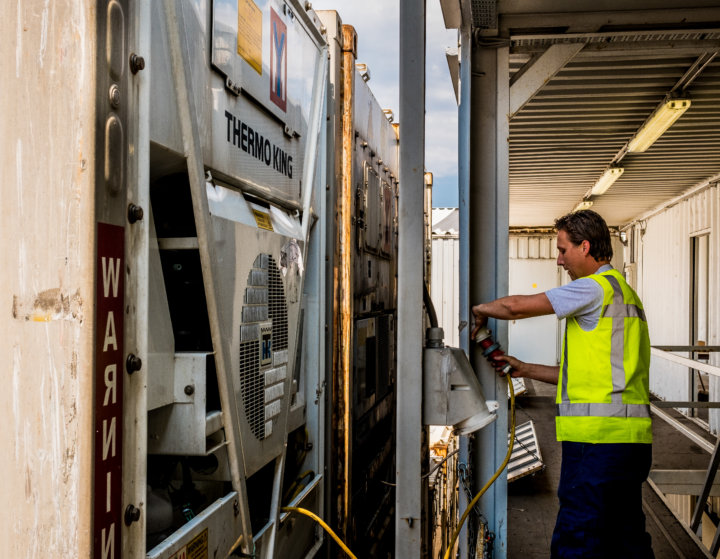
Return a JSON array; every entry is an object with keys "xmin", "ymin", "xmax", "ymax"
[{"xmin": 507, "ymin": 380, "xmax": 715, "ymax": 559}]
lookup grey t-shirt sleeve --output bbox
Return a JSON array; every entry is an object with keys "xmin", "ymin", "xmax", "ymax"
[{"xmin": 546, "ymin": 278, "xmax": 605, "ymax": 330}]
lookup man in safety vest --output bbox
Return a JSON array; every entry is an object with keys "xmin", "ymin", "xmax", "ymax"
[{"xmin": 471, "ymin": 209, "xmax": 653, "ymax": 559}]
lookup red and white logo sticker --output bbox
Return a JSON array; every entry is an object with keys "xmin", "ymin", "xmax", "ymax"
[{"xmin": 269, "ymin": 8, "xmax": 287, "ymax": 112}]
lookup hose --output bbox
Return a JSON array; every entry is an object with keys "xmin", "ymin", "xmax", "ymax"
[
  {"xmin": 282, "ymin": 469, "xmax": 315, "ymax": 503},
  {"xmin": 442, "ymin": 377, "xmax": 516, "ymax": 559},
  {"xmin": 423, "ymin": 281, "xmax": 439, "ymax": 328},
  {"xmin": 281, "ymin": 507, "xmax": 358, "ymax": 559}
]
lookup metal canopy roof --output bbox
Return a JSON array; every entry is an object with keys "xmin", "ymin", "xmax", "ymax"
[{"xmin": 470, "ymin": 1, "xmax": 720, "ymax": 227}]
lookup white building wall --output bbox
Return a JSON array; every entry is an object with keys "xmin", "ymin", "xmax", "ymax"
[
  {"xmin": 634, "ymin": 184, "xmax": 720, "ymax": 431},
  {"xmin": 508, "ymin": 236, "xmax": 561, "ymax": 366},
  {"xmin": 431, "ymin": 236, "xmax": 460, "ymax": 348}
]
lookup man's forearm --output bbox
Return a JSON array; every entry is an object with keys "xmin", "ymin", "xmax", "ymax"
[
  {"xmin": 472, "ymin": 296, "xmax": 525, "ymax": 320},
  {"xmin": 496, "ymin": 355, "xmax": 560, "ymax": 385},
  {"xmin": 520, "ymin": 363, "xmax": 560, "ymax": 385},
  {"xmin": 472, "ymin": 293, "xmax": 554, "ymax": 322}
]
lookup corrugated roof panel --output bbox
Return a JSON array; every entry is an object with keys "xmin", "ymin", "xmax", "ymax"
[{"xmin": 508, "ymin": 39, "xmax": 720, "ymax": 227}]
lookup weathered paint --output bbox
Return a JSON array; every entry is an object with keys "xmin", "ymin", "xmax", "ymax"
[{"xmin": 0, "ymin": 1, "xmax": 97, "ymax": 557}]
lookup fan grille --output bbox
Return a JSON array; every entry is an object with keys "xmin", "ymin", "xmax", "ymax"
[{"xmin": 238, "ymin": 254, "xmax": 289, "ymax": 440}]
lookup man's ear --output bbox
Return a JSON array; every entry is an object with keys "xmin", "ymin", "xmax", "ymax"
[{"xmin": 582, "ymin": 240, "xmax": 590, "ymax": 255}]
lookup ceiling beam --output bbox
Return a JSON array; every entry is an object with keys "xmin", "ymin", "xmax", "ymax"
[
  {"xmin": 446, "ymin": 47, "xmax": 460, "ymax": 103},
  {"xmin": 509, "ymin": 43, "xmax": 584, "ymax": 117},
  {"xmin": 439, "ymin": 0, "xmax": 462, "ymax": 29},
  {"xmin": 499, "ymin": 6, "xmax": 720, "ymax": 35}
]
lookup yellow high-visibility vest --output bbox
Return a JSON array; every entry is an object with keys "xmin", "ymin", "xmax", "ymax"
[{"xmin": 555, "ymin": 269, "xmax": 652, "ymax": 444}]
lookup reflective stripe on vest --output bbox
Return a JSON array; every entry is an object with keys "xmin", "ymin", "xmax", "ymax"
[
  {"xmin": 556, "ymin": 269, "xmax": 652, "ymax": 443},
  {"xmin": 557, "ymin": 402, "xmax": 650, "ymax": 418}
]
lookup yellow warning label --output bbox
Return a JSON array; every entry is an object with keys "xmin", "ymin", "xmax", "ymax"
[
  {"xmin": 253, "ymin": 209, "xmax": 274, "ymax": 231},
  {"xmin": 237, "ymin": 0, "xmax": 262, "ymax": 74},
  {"xmin": 187, "ymin": 529, "xmax": 208, "ymax": 559},
  {"xmin": 167, "ymin": 529, "xmax": 208, "ymax": 559}
]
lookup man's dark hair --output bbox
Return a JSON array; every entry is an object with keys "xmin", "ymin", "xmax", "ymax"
[{"xmin": 554, "ymin": 209, "xmax": 613, "ymax": 262}]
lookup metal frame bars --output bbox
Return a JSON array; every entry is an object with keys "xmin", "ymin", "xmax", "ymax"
[
  {"xmin": 123, "ymin": 0, "xmax": 151, "ymax": 556},
  {"xmin": 690, "ymin": 440, "xmax": 720, "ymax": 536},
  {"xmin": 457, "ymin": 12, "xmax": 473, "ymax": 559},
  {"xmin": 162, "ymin": 0, "xmax": 253, "ymax": 552},
  {"xmin": 396, "ymin": 0, "xmax": 426, "ymax": 557},
  {"xmin": 469, "ymin": 42, "xmax": 511, "ymax": 558}
]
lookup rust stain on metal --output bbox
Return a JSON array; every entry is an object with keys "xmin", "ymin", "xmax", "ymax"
[
  {"xmin": 12, "ymin": 288, "xmax": 84, "ymax": 322},
  {"xmin": 331, "ymin": 22, "xmax": 358, "ymax": 541}
]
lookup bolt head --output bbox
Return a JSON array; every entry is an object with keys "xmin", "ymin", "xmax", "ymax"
[
  {"xmin": 109, "ymin": 84, "xmax": 121, "ymax": 108},
  {"xmin": 127, "ymin": 204, "xmax": 144, "ymax": 224},
  {"xmin": 130, "ymin": 53, "xmax": 145, "ymax": 74},
  {"xmin": 126, "ymin": 354, "xmax": 142, "ymax": 374},
  {"xmin": 124, "ymin": 504, "xmax": 141, "ymax": 526}
]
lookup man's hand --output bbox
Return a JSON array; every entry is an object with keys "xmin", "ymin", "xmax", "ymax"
[
  {"xmin": 493, "ymin": 354, "xmax": 526, "ymax": 377},
  {"xmin": 470, "ymin": 304, "xmax": 488, "ymax": 341},
  {"xmin": 495, "ymin": 354, "xmax": 560, "ymax": 385}
]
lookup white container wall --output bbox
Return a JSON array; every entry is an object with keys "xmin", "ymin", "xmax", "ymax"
[
  {"xmin": 508, "ymin": 235, "xmax": 562, "ymax": 365},
  {"xmin": 431, "ymin": 235, "xmax": 461, "ymax": 348},
  {"xmin": 1, "ymin": 3, "xmax": 98, "ymax": 556},
  {"xmin": 633, "ymin": 183, "xmax": 719, "ymax": 432}
]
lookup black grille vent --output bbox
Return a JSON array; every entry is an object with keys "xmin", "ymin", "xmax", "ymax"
[
  {"xmin": 238, "ymin": 254, "xmax": 289, "ymax": 441},
  {"xmin": 268, "ymin": 256, "xmax": 288, "ymax": 351},
  {"xmin": 239, "ymin": 339, "xmax": 264, "ymax": 439}
]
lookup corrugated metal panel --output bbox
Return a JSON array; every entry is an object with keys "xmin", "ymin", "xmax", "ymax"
[
  {"xmin": 638, "ymin": 185, "xmax": 719, "ymax": 431},
  {"xmin": 431, "ymin": 237, "xmax": 460, "ymax": 348},
  {"xmin": 493, "ymin": 1, "xmax": 720, "ymax": 228},
  {"xmin": 665, "ymin": 494, "xmax": 694, "ymax": 527},
  {"xmin": 509, "ymin": 235, "xmax": 557, "ymax": 260},
  {"xmin": 706, "ymin": 187, "xmax": 720, "ymax": 433},
  {"xmin": 509, "ymin": 48, "xmax": 720, "ymax": 227}
]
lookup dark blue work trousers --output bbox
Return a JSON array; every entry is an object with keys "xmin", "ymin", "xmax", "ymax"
[{"xmin": 550, "ymin": 441, "xmax": 654, "ymax": 559}]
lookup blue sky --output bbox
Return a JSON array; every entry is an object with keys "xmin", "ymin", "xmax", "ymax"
[{"xmin": 312, "ymin": 1, "xmax": 460, "ymax": 207}]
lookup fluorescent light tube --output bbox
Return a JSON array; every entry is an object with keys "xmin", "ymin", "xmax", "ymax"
[
  {"xmin": 573, "ymin": 200, "xmax": 593, "ymax": 212},
  {"xmin": 591, "ymin": 167, "xmax": 624, "ymax": 196},
  {"xmin": 627, "ymin": 99, "xmax": 691, "ymax": 153}
]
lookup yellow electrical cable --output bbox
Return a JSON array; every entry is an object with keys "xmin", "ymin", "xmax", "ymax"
[
  {"xmin": 442, "ymin": 378, "xmax": 516, "ymax": 559},
  {"xmin": 281, "ymin": 506, "xmax": 358, "ymax": 559},
  {"xmin": 282, "ymin": 469, "xmax": 315, "ymax": 502}
]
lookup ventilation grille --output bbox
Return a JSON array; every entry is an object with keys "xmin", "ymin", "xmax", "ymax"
[
  {"xmin": 239, "ymin": 254, "xmax": 289, "ymax": 441},
  {"xmin": 471, "ymin": 0, "xmax": 497, "ymax": 29},
  {"xmin": 239, "ymin": 340, "xmax": 264, "ymax": 439},
  {"xmin": 268, "ymin": 257, "xmax": 288, "ymax": 351}
]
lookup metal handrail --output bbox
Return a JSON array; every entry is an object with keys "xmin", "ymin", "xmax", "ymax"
[{"xmin": 651, "ymin": 347, "xmax": 720, "ymax": 379}]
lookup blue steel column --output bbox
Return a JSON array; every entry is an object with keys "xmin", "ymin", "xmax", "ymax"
[
  {"xmin": 469, "ymin": 44, "xmax": 510, "ymax": 557},
  {"xmin": 457, "ymin": 20, "xmax": 472, "ymax": 559},
  {"xmin": 396, "ymin": 0, "xmax": 425, "ymax": 557}
]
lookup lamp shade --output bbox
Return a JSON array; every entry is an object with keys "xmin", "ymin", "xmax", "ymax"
[
  {"xmin": 590, "ymin": 167, "xmax": 624, "ymax": 196},
  {"xmin": 627, "ymin": 99, "xmax": 691, "ymax": 153},
  {"xmin": 423, "ymin": 346, "xmax": 498, "ymax": 435},
  {"xmin": 573, "ymin": 200, "xmax": 593, "ymax": 212}
]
